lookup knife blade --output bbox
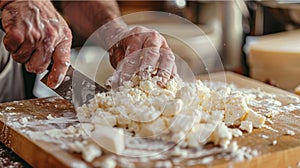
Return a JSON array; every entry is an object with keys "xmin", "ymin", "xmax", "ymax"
[{"xmin": 41, "ymin": 66, "xmax": 108, "ymax": 107}]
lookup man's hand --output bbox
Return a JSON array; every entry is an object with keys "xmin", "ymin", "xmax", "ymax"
[
  {"xmin": 1, "ymin": 1, "xmax": 72, "ymax": 89},
  {"xmin": 107, "ymin": 26, "xmax": 177, "ymax": 88}
]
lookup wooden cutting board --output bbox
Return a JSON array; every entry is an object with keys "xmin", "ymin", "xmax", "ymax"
[{"xmin": 0, "ymin": 71, "xmax": 300, "ymax": 168}]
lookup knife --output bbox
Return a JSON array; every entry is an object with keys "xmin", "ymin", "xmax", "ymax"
[
  {"xmin": 0, "ymin": 20, "xmax": 108, "ymax": 106},
  {"xmin": 41, "ymin": 65, "xmax": 108, "ymax": 107}
]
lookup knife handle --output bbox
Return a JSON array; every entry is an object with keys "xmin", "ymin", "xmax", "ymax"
[{"xmin": 47, "ymin": 60, "xmax": 53, "ymax": 71}]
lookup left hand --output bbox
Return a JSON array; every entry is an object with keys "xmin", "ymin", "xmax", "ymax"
[
  {"xmin": 106, "ymin": 26, "xmax": 177, "ymax": 88},
  {"xmin": 1, "ymin": 1, "xmax": 72, "ymax": 89}
]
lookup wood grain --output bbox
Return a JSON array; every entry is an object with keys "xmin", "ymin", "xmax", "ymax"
[{"xmin": 0, "ymin": 71, "xmax": 299, "ymax": 168}]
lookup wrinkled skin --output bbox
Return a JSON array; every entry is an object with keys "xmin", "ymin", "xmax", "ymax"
[
  {"xmin": 60, "ymin": 1, "xmax": 177, "ymax": 88},
  {"xmin": 1, "ymin": 0, "xmax": 177, "ymax": 90},
  {"xmin": 1, "ymin": 1, "xmax": 72, "ymax": 89},
  {"xmin": 106, "ymin": 26, "xmax": 177, "ymax": 88}
]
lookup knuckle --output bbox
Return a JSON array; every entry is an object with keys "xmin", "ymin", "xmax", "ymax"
[
  {"xmin": 167, "ymin": 53, "xmax": 175, "ymax": 62},
  {"xmin": 132, "ymin": 26, "xmax": 145, "ymax": 33},
  {"xmin": 55, "ymin": 58, "xmax": 70, "ymax": 67},
  {"xmin": 61, "ymin": 26, "xmax": 72, "ymax": 40},
  {"xmin": 149, "ymin": 31, "xmax": 160, "ymax": 38},
  {"xmin": 6, "ymin": 31, "xmax": 23, "ymax": 45},
  {"xmin": 31, "ymin": 29, "xmax": 42, "ymax": 42},
  {"xmin": 43, "ymin": 29, "xmax": 57, "ymax": 45},
  {"xmin": 52, "ymin": 39, "xmax": 71, "ymax": 56},
  {"xmin": 161, "ymin": 50, "xmax": 175, "ymax": 62},
  {"xmin": 46, "ymin": 26, "xmax": 58, "ymax": 40}
]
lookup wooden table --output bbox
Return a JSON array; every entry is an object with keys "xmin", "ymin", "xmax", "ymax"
[{"xmin": 0, "ymin": 71, "xmax": 300, "ymax": 168}]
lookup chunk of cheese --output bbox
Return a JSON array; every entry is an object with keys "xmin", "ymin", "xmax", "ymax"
[
  {"xmin": 245, "ymin": 109, "xmax": 266, "ymax": 128},
  {"xmin": 248, "ymin": 29, "xmax": 300, "ymax": 90},
  {"xmin": 91, "ymin": 125, "xmax": 124, "ymax": 155},
  {"xmin": 239, "ymin": 121, "xmax": 253, "ymax": 133}
]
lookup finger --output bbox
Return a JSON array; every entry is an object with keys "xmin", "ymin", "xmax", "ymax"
[
  {"xmin": 139, "ymin": 32, "xmax": 163, "ymax": 80},
  {"xmin": 124, "ymin": 35, "xmax": 144, "ymax": 56},
  {"xmin": 109, "ymin": 31, "xmax": 143, "ymax": 69},
  {"xmin": 109, "ymin": 44, "xmax": 125, "ymax": 69},
  {"xmin": 172, "ymin": 63, "xmax": 178, "ymax": 77},
  {"xmin": 139, "ymin": 47, "xmax": 159, "ymax": 80},
  {"xmin": 119, "ymin": 49, "xmax": 142, "ymax": 84},
  {"xmin": 47, "ymin": 40, "xmax": 71, "ymax": 89},
  {"xmin": 10, "ymin": 28, "xmax": 41, "ymax": 63},
  {"xmin": 113, "ymin": 35, "xmax": 144, "ymax": 84},
  {"xmin": 105, "ymin": 70, "xmax": 121, "ymax": 89},
  {"xmin": 3, "ymin": 28, "xmax": 24, "ymax": 53},
  {"xmin": 157, "ymin": 48, "xmax": 176, "ymax": 87},
  {"xmin": 25, "ymin": 47, "xmax": 53, "ymax": 73},
  {"xmin": 11, "ymin": 40, "xmax": 35, "ymax": 64},
  {"xmin": 24, "ymin": 30, "xmax": 56, "ymax": 73}
]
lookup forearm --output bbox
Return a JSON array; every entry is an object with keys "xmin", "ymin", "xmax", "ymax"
[{"xmin": 60, "ymin": 1, "xmax": 127, "ymax": 47}]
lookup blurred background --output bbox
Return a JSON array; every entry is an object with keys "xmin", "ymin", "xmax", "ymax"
[{"xmin": 116, "ymin": 0, "xmax": 300, "ymax": 90}]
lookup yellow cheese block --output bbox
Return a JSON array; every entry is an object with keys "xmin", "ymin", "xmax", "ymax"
[{"xmin": 248, "ymin": 29, "xmax": 300, "ymax": 91}]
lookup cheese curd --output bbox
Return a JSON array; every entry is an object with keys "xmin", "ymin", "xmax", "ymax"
[
  {"xmin": 223, "ymin": 93, "xmax": 249, "ymax": 126},
  {"xmin": 77, "ymin": 75, "xmax": 273, "ymax": 151},
  {"xmin": 239, "ymin": 121, "xmax": 253, "ymax": 133},
  {"xmin": 245, "ymin": 109, "xmax": 266, "ymax": 128},
  {"xmin": 82, "ymin": 143, "xmax": 102, "ymax": 162}
]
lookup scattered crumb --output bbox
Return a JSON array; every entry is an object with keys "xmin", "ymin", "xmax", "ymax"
[
  {"xmin": 260, "ymin": 134, "xmax": 269, "ymax": 139},
  {"xmin": 117, "ymin": 158, "xmax": 135, "ymax": 168},
  {"xmin": 3, "ymin": 76, "xmax": 300, "ymax": 167},
  {"xmin": 82, "ymin": 143, "xmax": 102, "ymax": 162},
  {"xmin": 5, "ymin": 107, "xmax": 15, "ymax": 111},
  {"xmin": 201, "ymin": 156, "xmax": 214, "ymax": 164},
  {"xmin": 265, "ymin": 118, "xmax": 274, "ymax": 125},
  {"xmin": 284, "ymin": 129, "xmax": 295, "ymax": 136},
  {"xmin": 155, "ymin": 160, "xmax": 172, "ymax": 168},
  {"xmin": 64, "ymin": 75, "xmax": 71, "ymax": 82},
  {"xmin": 19, "ymin": 117, "xmax": 28, "ymax": 125},
  {"xmin": 239, "ymin": 121, "xmax": 253, "ymax": 133},
  {"xmin": 93, "ymin": 157, "xmax": 116, "ymax": 168},
  {"xmin": 47, "ymin": 114, "xmax": 55, "ymax": 120},
  {"xmin": 271, "ymin": 140, "xmax": 277, "ymax": 146}
]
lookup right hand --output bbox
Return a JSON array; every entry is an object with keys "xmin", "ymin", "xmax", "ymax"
[
  {"xmin": 1, "ymin": 0, "xmax": 72, "ymax": 89},
  {"xmin": 106, "ymin": 26, "xmax": 177, "ymax": 88}
]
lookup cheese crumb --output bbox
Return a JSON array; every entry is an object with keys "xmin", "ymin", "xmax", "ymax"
[
  {"xmin": 271, "ymin": 140, "xmax": 277, "ymax": 146},
  {"xmin": 155, "ymin": 161, "xmax": 172, "ymax": 168},
  {"xmin": 46, "ymin": 114, "xmax": 55, "ymax": 120},
  {"xmin": 245, "ymin": 110, "xmax": 266, "ymax": 128},
  {"xmin": 93, "ymin": 157, "xmax": 116, "ymax": 168},
  {"xmin": 284, "ymin": 129, "xmax": 295, "ymax": 136},
  {"xmin": 91, "ymin": 126, "xmax": 125, "ymax": 154},
  {"xmin": 82, "ymin": 143, "xmax": 102, "ymax": 162},
  {"xmin": 5, "ymin": 106, "xmax": 15, "ymax": 111},
  {"xmin": 239, "ymin": 121, "xmax": 253, "ymax": 133},
  {"xmin": 19, "ymin": 117, "xmax": 29, "ymax": 125}
]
